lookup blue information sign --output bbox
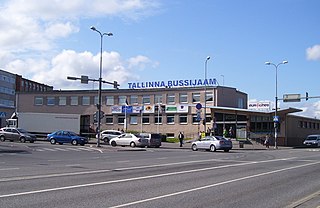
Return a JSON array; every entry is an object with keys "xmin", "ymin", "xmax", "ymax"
[{"xmin": 196, "ymin": 103, "xmax": 202, "ymax": 110}]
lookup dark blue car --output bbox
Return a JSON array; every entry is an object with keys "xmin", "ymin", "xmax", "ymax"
[{"xmin": 47, "ymin": 130, "xmax": 88, "ymax": 146}]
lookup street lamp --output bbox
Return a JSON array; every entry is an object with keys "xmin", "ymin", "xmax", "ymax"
[
  {"xmin": 265, "ymin": 60, "xmax": 288, "ymax": 149},
  {"xmin": 204, "ymin": 56, "xmax": 210, "ymax": 134},
  {"xmin": 90, "ymin": 26, "xmax": 113, "ymax": 147}
]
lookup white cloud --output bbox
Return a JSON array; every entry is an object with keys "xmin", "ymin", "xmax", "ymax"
[
  {"xmin": 0, "ymin": 0, "xmax": 160, "ymax": 89},
  {"xmin": 306, "ymin": 44, "xmax": 320, "ymax": 61}
]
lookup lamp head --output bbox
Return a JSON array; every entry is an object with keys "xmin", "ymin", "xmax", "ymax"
[
  {"xmin": 282, "ymin": 60, "xmax": 288, "ymax": 64},
  {"xmin": 106, "ymin": 32, "xmax": 113, "ymax": 36},
  {"xmin": 265, "ymin": 62, "xmax": 271, "ymax": 65},
  {"xmin": 206, "ymin": 56, "xmax": 210, "ymax": 60},
  {"xmin": 90, "ymin": 26, "xmax": 96, "ymax": 31}
]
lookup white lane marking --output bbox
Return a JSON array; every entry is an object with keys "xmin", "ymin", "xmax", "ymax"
[
  {"xmin": 0, "ymin": 168, "xmax": 19, "ymax": 171},
  {"xmin": 0, "ymin": 157, "xmax": 297, "ymax": 182},
  {"xmin": 65, "ymin": 164, "xmax": 81, "ymax": 167},
  {"xmin": 0, "ymin": 157, "xmax": 315, "ymax": 199},
  {"xmin": 157, "ymin": 157, "xmax": 168, "ymax": 160},
  {"xmin": 65, "ymin": 148, "xmax": 81, "ymax": 151},
  {"xmin": 110, "ymin": 161, "xmax": 320, "ymax": 208},
  {"xmin": 41, "ymin": 148, "xmax": 57, "ymax": 152},
  {"xmin": 53, "ymin": 148, "xmax": 68, "ymax": 152},
  {"xmin": 47, "ymin": 160, "xmax": 61, "ymax": 162},
  {"xmin": 78, "ymin": 147, "xmax": 93, "ymax": 151}
]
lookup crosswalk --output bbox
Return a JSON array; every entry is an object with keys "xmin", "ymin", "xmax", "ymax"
[{"xmin": 35, "ymin": 147, "xmax": 99, "ymax": 152}]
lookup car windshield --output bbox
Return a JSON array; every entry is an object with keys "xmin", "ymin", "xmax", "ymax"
[
  {"xmin": 17, "ymin": 128, "xmax": 28, "ymax": 133},
  {"xmin": 306, "ymin": 136, "xmax": 318, "ymax": 140},
  {"xmin": 214, "ymin": 136, "xmax": 226, "ymax": 141}
]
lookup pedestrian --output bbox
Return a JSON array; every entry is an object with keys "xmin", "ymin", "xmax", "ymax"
[
  {"xmin": 178, "ymin": 132, "xmax": 184, "ymax": 147},
  {"xmin": 223, "ymin": 128, "xmax": 228, "ymax": 138},
  {"xmin": 229, "ymin": 127, "xmax": 234, "ymax": 138},
  {"xmin": 264, "ymin": 135, "xmax": 270, "ymax": 148}
]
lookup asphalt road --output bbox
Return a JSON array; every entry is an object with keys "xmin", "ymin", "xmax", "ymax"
[{"xmin": 0, "ymin": 141, "xmax": 319, "ymax": 208}]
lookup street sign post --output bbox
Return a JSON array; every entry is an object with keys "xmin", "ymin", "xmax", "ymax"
[{"xmin": 283, "ymin": 94, "xmax": 301, "ymax": 102}]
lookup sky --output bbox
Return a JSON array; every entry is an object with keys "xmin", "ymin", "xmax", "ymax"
[{"xmin": 0, "ymin": 0, "xmax": 319, "ymax": 117}]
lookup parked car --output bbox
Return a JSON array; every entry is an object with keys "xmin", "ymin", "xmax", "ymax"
[
  {"xmin": 191, "ymin": 135, "xmax": 232, "ymax": 152},
  {"xmin": 0, "ymin": 127, "xmax": 36, "ymax": 143},
  {"xmin": 47, "ymin": 130, "xmax": 88, "ymax": 146},
  {"xmin": 98, "ymin": 130, "xmax": 122, "ymax": 144},
  {"xmin": 136, "ymin": 133, "xmax": 162, "ymax": 148},
  {"xmin": 109, "ymin": 133, "xmax": 148, "ymax": 147},
  {"xmin": 303, "ymin": 135, "xmax": 320, "ymax": 147}
]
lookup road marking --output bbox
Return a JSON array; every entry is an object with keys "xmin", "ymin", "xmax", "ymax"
[
  {"xmin": 41, "ymin": 148, "xmax": 57, "ymax": 152},
  {"xmin": 53, "ymin": 148, "xmax": 68, "ymax": 151},
  {"xmin": 65, "ymin": 164, "xmax": 81, "ymax": 167},
  {"xmin": 78, "ymin": 147, "xmax": 94, "ymax": 151},
  {"xmin": 110, "ymin": 161, "xmax": 320, "ymax": 208},
  {"xmin": 0, "ymin": 168, "xmax": 19, "ymax": 171},
  {"xmin": 65, "ymin": 148, "xmax": 81, "ymax": 151},
  {"xmin": 0, "ymin": 157, "xmax": 314, "ymax": 199},
  {"xmin": 0, "ymin": 157, "xmax": 296, "ymax": 183}
]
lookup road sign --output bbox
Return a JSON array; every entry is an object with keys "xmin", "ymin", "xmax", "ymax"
[
  {"xmin": 273, "ymin": 116, "xmax": 279, "ymax": 122},
  {"xmin": 283, "ymin": 94, "xmax": 301, "ymax": 102},
  {"xmin": 196, "ymin": 103, "xmax": 202, "ymax": 110}
]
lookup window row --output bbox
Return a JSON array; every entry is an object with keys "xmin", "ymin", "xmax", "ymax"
[
  {"xmin": 0, "ymin": 86, "xmax": 15, "ymax": 95},
  {"xmin": 0, "ymin": 99, "xmax": 14, "ymax": 107},
  {"xmin": 100, "ymin": 114, "xmax": 209, "ymax": 125},
  {"xmin": 34, "ymin": 92, "xmax": 214, "ymax": 106},
  {"xmin": 298, "ymin": 121, "xmax": 320, "ymax": 130},
  {"xmin": 1, "ymin": 75, "xmax": 15, "ymax": 84}
]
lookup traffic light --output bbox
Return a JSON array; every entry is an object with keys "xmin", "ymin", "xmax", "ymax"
[
  {"xmin": 306, "ymin": 92, "xmax": 308, "ymax": 101},
  {"xmin": 114, "ymin": 81, "xmax": 119, "ymax": 89}
]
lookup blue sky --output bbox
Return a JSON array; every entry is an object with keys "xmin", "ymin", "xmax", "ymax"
[{"xmin": 0, "ymin": 0, "xmax": 319, "ymax": 117}]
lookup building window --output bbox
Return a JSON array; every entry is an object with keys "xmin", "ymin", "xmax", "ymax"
[
  {"xmin": 106, "ymin": 96, "xmax": 114, "ymax": 105},
  {"xmin": 142, "ymin": 95, "xmax": 150, "ymax": 104},
  {"xmin": 155, "ymin": 115, "xmax": 162, "ymax": 124},
  {"xmin": 192, "ymin": 114, "xmax": 200, "ymax": 123},
  {"xmin": 70, "ymin": 96, "xmax": 78, "ymax": 106},
  {"xmin": 192, "ymin": 93, "xmax": 200, "ymax": 103},
  {"xmin": 119, "ymin": 96, "xmax": 127, "ymax": 105},
  {"xmin": 167, "ymin": 93, "xmax": 175, "ymax": 104},
  {"xmin": 179, "ymin": 114, "xmax": 188, "ymax": 124},
  {"xmin": 94, "ymin": 96, "xmax": 99, "ymax": 105},
  {"xmin": 155, "ymin": 94, "xmax": 163, "ymax": 104},
  {"xmin": 105, "ymin": 115, "xmax": 113, "ymax": 124},
  {"xmin": 59, "ymin": 96, "xmax": 66, "ymax": 106},
  {"xmin": 179, "ymin": 93, "xmax": 188, "ymax": 103},
  {"xmin": 35, "ymin": 97, "xmax": 43, "ymax": 105},
  {"xmin": 82, "ymin": 96, "xmax": 90, "ymax": 105},
  {"xmin": 118, "ymin": 116, "xmax": 125, "ymax": 124},
  {"xmin": 47, "ymin": 97, "xmax": 55, "ymax": 106},
  {"xmin": 130, "ymin": 95, "xmax": 138, "ymax": 105},
  {"xmin": 130, "ymin": 115, "xmax": 138, "ymax": 124},
  {"xmin": 167, "ymin": 114, "xmax": 175, "ymax": 124},
  {"xmin": 142, "ymin": 115, "xmax": 150, "ymax": 124},
  {"xmin": 206, "ymin": 92, "xmax": 213, "ymax": 102}
]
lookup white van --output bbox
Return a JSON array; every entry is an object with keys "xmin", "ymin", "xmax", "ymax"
[{"xmin": 303, "ymin": 135, "xmax": 320, "ymax": 147}]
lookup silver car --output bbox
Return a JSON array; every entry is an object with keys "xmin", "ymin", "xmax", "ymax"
[
  {"xmin": 0, "ymin": 127, "xmax": 36, "ymax": 143},
  {"xmin": 109, "ymin": 133, "xmax": 149, "ymax": 147},
  {"xmin": 191, "ymin": 135, "xmax": 232, "ymax": 152},
  {"xmin": 303, "ymin": 135, "xmax": 320, "ymax": 147}
]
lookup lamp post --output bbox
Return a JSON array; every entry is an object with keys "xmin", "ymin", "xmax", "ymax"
[
  {"xmin": 90, "ymin": 26, "xmax": 113, "ymax": 147},
  {"xmin": 204, "ymin": 56, "xmax": 210, "ymax": 133},
  {"xmin": 265, "ymin": 60, "xmax": 288, "ymax": 149}
]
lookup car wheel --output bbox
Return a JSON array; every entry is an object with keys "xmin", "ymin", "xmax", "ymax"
[
  {"xmin": 111, "ymin": 141, "xmax": 117, "ymax": 147},
  {"xmin": 192, "ymin": 144, "xmax": 198, "ymax": 151},
  {"xmin": 30, "ymin": 140, "xmax": 34, "ymax": 143},
  {"xmin": 0, "ymin": 136, "xmax": 5, "ymax": 142},
  {"xmin": 80, "ymin": 143, "xmax": 85, "ymax": 146},
  {"xmin": 59, "ymin": 143, "xmax": 63, "ymax": 145},
  {"xmin": 71, "ymin": 140, "xmax": 78, "ymax": 145},
  {"xmin": 50, "ymin": 138, "xmax": 56, "ymax": 145},
  {"xmin": 130, "ymin": 142, "xmax": 136, "ymax": 147},
  {"xmin": 224, "ymin": 149, "xmax": 230, "ymax": 152},
  {"xmin": 20, "ymin": 137, "xmax": 26, "ymax": 143},
  {"xmin": 210, "ymin": 145, "xmax": 216, "ymax": 152}
]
